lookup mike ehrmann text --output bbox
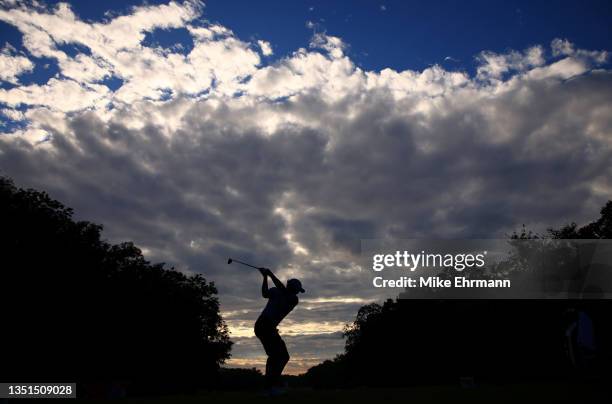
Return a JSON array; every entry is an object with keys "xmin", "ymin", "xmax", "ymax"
[{"xmin": 373, "ymin": 276, "xmax": 511, "ymax": 288}]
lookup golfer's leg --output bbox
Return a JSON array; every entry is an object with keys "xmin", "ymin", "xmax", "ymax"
[
  {"xmin": 263, "ymin": 337, "xmax": 278, "ymax": 388},
  {"xmin": 255, "ymin": 321, "xmax": 276, "ymax": 389},
  {"xmin": 268, "ymin": 331, "xmax": 290, "ymax": 387},
  {"xmin": 265, "ymin": 356, "xmax": 275, "ymax": 388},
  {"xmin": 276, "ymin": 335, "xmax": 290, "ymax": 376}
]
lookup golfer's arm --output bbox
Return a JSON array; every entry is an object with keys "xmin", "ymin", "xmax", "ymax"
[
  {"xmin": 261, "ymin": 275, "xmax": 270, "ymax": 298},
  {"xmin": 268, "ymin": 271, "xmax": 285, "ymax": 290}
]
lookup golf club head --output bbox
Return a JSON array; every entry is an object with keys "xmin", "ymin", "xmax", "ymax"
[{"xmin": 227, "ymin": 258, "xmax": 233, "ymax": 265}]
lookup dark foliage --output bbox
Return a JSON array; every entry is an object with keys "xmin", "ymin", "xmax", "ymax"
[
  {"xmin": 547, "ymin": 201, "xmax": 612, "ymax": 239},
  {"xmin": 217, "ymin": 368, "xmax": 263, "ymax": 390},
  {"xmin": 0, "ymin": 176, "xmax": 231, "ymax": 393},
  {"xmin": 304, "ymin": 202, "xmax": 612, "ymax": 388}
]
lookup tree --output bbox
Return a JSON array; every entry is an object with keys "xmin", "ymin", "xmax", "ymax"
[
  {"xmin": 0, "ymin": 176, "xmax": 231, "ymax": 393},
  {"xmin": 304, "ymin": 201, "xmax": 612, "ymax": 388},
  {"xmin": 548, "ymin": 201, "xmax": 612, "ymax": 239}
]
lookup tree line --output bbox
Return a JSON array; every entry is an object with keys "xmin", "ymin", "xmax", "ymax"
[
  {"xmin": 0, "ymin": 176, "xmax": 232, "ymax": 395},
  {"xmin": 304, "ymin": 202, "xmax": 612, "ymax": 388}
]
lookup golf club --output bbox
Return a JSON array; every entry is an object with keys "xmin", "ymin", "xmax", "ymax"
[{"xmin": 227, "ymin": 257, "xmax": 264, "ymax": 270}]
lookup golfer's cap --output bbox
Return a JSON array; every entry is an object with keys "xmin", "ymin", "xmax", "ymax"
[{"xmin": 287, "ymin": 278, "xmax": 305, "ymax": 293}]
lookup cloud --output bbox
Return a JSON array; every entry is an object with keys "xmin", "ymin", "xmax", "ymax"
[
  {"xmin": 552, "ymin": 38, "xmax": 608, "ymax": 63},
  {"xmin": 0, "ymin": 44, "xmax": 34, "ymax": 83},
  {"xmin": 476, "ymin": 45, "xmax": 545, "ymax": 80},
  {"xmin": 1, "ymin": 108, "xmax": 25, "ymax": 121},
  {"xmin": 1, "ymin": 1, "xmax": 612, "ymax": 374},
  {"xmin": 0, "ymin": 0, "xmax": 258, "ymax": 104},
  {"xmin": 258, "ymin": 40, "xmax": 273, "ymax": 56},
  {"xmin": 0, "ymin": 78, "xmax": 110, "ymax": 112}
]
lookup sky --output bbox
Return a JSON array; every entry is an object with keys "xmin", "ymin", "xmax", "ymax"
[{"xmin": 1, "ymin": 0, "xmax": 612, "ymax": 374}]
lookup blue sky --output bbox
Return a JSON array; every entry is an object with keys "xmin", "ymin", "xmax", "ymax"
[
  {"xmin": 202, "ymin": 0, "xmax": 612, "ymax": 72},
  {"xmin": 1, "ymin": 0, "xmax": 612, "ymax": 374},
  {"xmin": 1, "ymin": 0, "xmax": 611, "ymax": 86}
]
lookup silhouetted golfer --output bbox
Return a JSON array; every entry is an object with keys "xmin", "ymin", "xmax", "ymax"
[{"xmin": 255, "ymin": 267, "xmax": 304, "ymax": 394}]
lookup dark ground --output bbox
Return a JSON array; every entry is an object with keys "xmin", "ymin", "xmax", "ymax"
[{"xmin": 73, "ymin": 382, "xmax": 611, "ymax": 403}]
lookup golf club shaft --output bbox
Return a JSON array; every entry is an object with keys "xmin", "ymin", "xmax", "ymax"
[{"xmin": 232, "ymin": 259, "xmax": 261, "ymax": 270}]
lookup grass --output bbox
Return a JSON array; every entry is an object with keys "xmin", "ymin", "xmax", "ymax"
[{"xmin": 76, "ymin": 382, "xmax": 610, "ymax": 403}]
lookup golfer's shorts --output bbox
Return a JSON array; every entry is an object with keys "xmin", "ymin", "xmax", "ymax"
[{"xmin": 254, "ymin": 317, "xmax": 288, "ymax": 359}]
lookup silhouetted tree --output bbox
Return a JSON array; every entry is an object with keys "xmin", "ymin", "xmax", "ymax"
[
  {"xmin": 217, "ymin": 368, "xmax": 264, "ymax": 390},
  {"xmin": 305, "ymin": 201, "xmax": 612, "ymax": 388},
  {"xmin": 548, "ymin": 201, "xmax": 612, "ymax": 239},
  {"xmin": 0, "ymin": 176, "xmax": 231, "ymax": 394}
]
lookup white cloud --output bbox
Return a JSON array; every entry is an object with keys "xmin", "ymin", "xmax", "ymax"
[
  {"xmin": 476, "ymin": 46, "xmax": 545, "ymax": 80},
  {"xmin": 187, "ymin": 24, "xmax": 214, "ymax": 40},
  {"xmin": 258, "ymin": 40, "xmax": 273, "ymax": 56},
  {"xmin": 1, "ymin": 108, "xmax": 25, "ymax": 120},
  {"xmin": 0, "ymin": 45, "xmax": 34, "ymax": 83},
  {"xmin": 551, "ymin": 38, "xmax": 608, "ymax": 64},
  {"xmin": 366, "ymin": 65, "xmax": 469, "ymax": 98},
  {"xmin": 551, "ymin": 38, "xmax": 575, "ymax": 57},
  {"xmin": 0, "ymin": 0, "xmax": 253, "ymax": 104},
  {"xmin": 310, "ymin": 33, "xmax": 345, "ymax": 59},
  {"xmin": 59, "ymin": 54, "xmax": 111, "ymax": 83},
  {"xmin": 525, "ymin": 57, "xmax": 589, "ymax": 81},
  {"xmin": 247, "ymin": 43, "xmax": 362, "ymax": 102},
  {"xmin": 0, "ymin": 78, "xmax": 110, "ymax": 112},
  {"xmin": 5, "ymin": 127, "xmax": 49, "ymax": 144}
]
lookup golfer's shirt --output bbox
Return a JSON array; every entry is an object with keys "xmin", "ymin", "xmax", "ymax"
[{"xmin": 260, "ymin": 287, "xmax": 298, "ymax": 327}]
